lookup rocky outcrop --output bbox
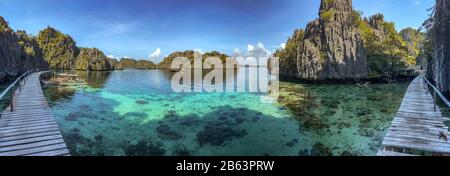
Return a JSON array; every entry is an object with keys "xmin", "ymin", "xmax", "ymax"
[
  {"xmin": 36, "ymin": 27, "xmax": 78, "ymax": 69},
  {"xmin": 0, "ymin": 16, "xmax": 49, "ymax": 82},
  {"xmin": 363, "ymin": 14, "xmax": 388, "ymax": 40},
  {"xmin": 157, "ymin": 50, "xmax": 230, "ymax": 69},
  {"xmin": 75, "ymin": 48, "xmax": 114, "ymax": 71},
  {"xmin": 275, "ymin": 29, "xmax": 304, "ymax": 77},
  {"xmin": 115, "ymin": 58, "xmax": 155, "ymax": 70},
  {"xmin": 297, "ymin": 0, "xmax": 367, "ymax": 80},
  {"xmin": 429, "ymin": 0, "xmax": 450, "ymax": 96}
]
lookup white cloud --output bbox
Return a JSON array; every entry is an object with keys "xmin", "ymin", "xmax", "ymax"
[
  {"xmin": 148, "ymin": 48, "xmax": 162, "ymax": 63},
  {"xmin": 233, "ymin": 48, "xmax": 242, "ymax": 57},
  {"xmin": 247, "ymin": 42, "xmax": 272, "ymax": 58},
  {"xmin": 280, "ymin": 43, "xmax": 286, "ymax": 49},
  {"xmin": 234, "ymin": 42, "xmax": 273, "ymax": 66},
  {"xmin": 194, "ymin": 49, "xmax": 205, "ymax": 54}
]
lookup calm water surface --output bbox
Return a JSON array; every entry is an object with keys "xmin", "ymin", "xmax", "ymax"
[{"xmin": 43, "ymin": 69, "xmax": 409, "ymax": 156}]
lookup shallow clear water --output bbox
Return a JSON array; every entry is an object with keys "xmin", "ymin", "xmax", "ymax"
[{"xmin": 43, "ymin": 69, "xmax": 409, "ymax": 156}]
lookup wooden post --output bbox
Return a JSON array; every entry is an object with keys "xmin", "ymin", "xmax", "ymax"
[
  {"xmin": 434, "ymin": 90, "xmax": 437, "ymax": 112},
  {"xmin": 10, "ymin": 91, "xmax": 14, "ymax": 112}
]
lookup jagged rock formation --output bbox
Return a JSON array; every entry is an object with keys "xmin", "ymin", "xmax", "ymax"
[
  {"xmin": 297, "ymin": 0, "xmax": 367, "ymax": 80},
  {"xmin": 358, "ymin": 13, "xmax": 417, "ymax": 78},
  {"xmin": 429, "ymin": 0, "xmax": 450, "ymax": 96},
  {"xmin": 157, "ymin": 50, "xmax": 229, "ymax": 69},
  {"xmin": 115, "ymin": 58, "xmax": 155, "ymax": 70},
  {"xmin": 75, "ymin": 48, "xmax": 114, "ymax": 71},
  {"xmin": 36, "ymin": 27, "xmax": 115, "ymax": 71},
  {"xmin": 0, "ymin": 16, "xmax": 49, "ymax": 82},
  {"xmin": 400, "ymin": 28, "xmax": 425, "ymax": 57},
  {"xmin": 36, "ymin": 27, "xmax": 78, "ymax": 70},
  {"xmin": 400, "ymin": 28, "xmax": 426, "ymax": 67},
  {"xmin": 275, "ymin": 29, "xmax": 304, "ymax": 77}
]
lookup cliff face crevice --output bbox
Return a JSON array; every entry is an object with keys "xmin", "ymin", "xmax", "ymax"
[
  {"xmin": 0, "ymin": 17, "xmax": 49, "ymax": 82},
  {"xmin": 429, "ymin": 0, "xmax": 450, "ymax": 96},
  {"xmin": 297, "ymin": 0, "xmax": 368, "ymax": 80}
]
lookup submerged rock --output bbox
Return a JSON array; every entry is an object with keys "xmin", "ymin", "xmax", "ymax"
[
  {"xmin": 174, "ymin": 145, "xmax": 190, "ymax": 156},
  {"xmin": 286, "ymin": 139, "xmax": 299, "ymax": 147},
  {"xmin": 197, "ymin": 121, "xmax": 247, "ymax": 146},
  {"xmin": 156, "ymin": 124, "xmax": 182, "ymax": 140},
  {"xmin": 178, "ymin": 116, "xmax": 202, "ymax": 127},
  {"xmin": 310, "ymin": 143, "xmax": 333, "ymax": 156},
  {"xmin": 124, "ymin": 139, "xmax": 166, "ymax": 156},
  {"xmin": 65, "ymin": 112, "xmax": 98, "ymax": 121},
  {"xmin": 124, "ymin": 112, "xmax": 148, "ymax": 119},
  {"xmin": 135, "ymin": 100, "xmax": 149, "ymax": 105}
]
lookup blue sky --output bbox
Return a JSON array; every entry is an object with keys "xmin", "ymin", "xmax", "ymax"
[{"xmin": 0, "ymin": 0, "xmax": 435, "ymax": 62}]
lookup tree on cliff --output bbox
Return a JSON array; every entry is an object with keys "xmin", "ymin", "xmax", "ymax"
[
  {"xmin": 356, "ymin": 13, "xmax": 417, "ymax": 78},
  {"xmin": 36, "ymin": 27, "xmax": 79, "ymax": 70},
  {"xmin": 274, "ymin": 29, "xmax": 305, "ymax": 77}
]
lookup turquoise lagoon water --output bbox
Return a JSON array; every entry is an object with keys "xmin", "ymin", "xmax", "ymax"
[{"xmin": 43, "ymin": 69, "xmax": 409, "ymax": 156}]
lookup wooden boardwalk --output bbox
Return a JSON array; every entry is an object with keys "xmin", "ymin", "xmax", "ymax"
[
  {"xmin": 0, "ymin": 72, "xmax": 70, "ymax": 156},
  {"xmin": 379, "ymin": 75, "xmax": 450, "ymax": 156}
]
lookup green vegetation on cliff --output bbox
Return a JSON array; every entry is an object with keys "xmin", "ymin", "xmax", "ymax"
[
  {"xmin": 157, "ymin": 50, "xmax": 230, "ymax": 69},
  {"xmin": 36, "ymin": 27, "xmax": 79, "ymax": 69},
  {"xmin": 356, "ymin": 13, "xmax": 420, "ymax": 78},
  {"xmin": 274, "ymin": 29, "xmax": 305, "ymax": 77},
  {"xmin": 0, "ymin": 17, "xmax": 8, "ymax": 32},
  {"xmin": 115, "ymin": 58, "xmax": 155, "ymax": 70},
  {"xmin": 75, "ymin": 48, "xmax": 114, "ymax": 71}
]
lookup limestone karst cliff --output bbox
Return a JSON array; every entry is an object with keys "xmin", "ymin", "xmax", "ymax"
[
  {"xmin": 297, "ymin": 0, "xmax": 368, "ymax": 80},
  {"xmin": 75, "ymin": 48, "xmax": 114, "ymax": 71},
  {"xmin": 157, "ymin": 50, "xmax": 229, "ymax": 69},
  {"xmin": 274, "ymin": 29, "xmax": 304, "ymax": 77},
  {"xmin": 115, "ymin": 58, "xmax": 155, "ymax": 70},
  {"xmin": 428, "ymin": 0, "xmax": 450, "ymax": 96},
  {"xmin": 0, "ymin": 16, "xmax": 49, "ymax": 82},
  {"xmin": 36, "ymin": 27, "xmax": 115, "ymax": 71},
  {"xmin": 35, "ymin": 27, "xmax": 79, "ymax": 70}
]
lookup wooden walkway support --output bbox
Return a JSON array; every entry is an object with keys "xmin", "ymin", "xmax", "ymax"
[
  {"xmin": 0, "ymin": 71, "xmax": 70, "ymax": 156},
  {"xmin": 379, "ymin": 75, "xmax": 450, "ymax": 156}
]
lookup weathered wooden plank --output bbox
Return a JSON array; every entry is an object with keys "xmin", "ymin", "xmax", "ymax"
[
  {"xmin": 376, "ymin": 150, "xmax": 418, "ymax": 156},
  {"xmin": 383, "ymin": 139, "xmax": 450, "ymax": 154},
  {"xmin": 0, "ymin": 119, "xmax": 56, "ymax": 128},
  {"xmin": 0, "ymin": 121, "xmax": 58, "ymax": 131},
  {"xmin": 0, "ymin": 115, "xmax": 55, "ymax": 123},
  {"xmin": 0, "ymin": 134, "xmax": 63, "ymax": 147},
  {"xmin": 25, "ymin": 148, "xmax": 70, "ymax": 156},
  {"xmin": 1, "ymin": 124, "xmax": 59, "ymax": 134},
  {"xmin": 0, "ymin": 130, "xmax": 61, "ymax": 143},
  {"xmin": 0, "ymin": 126, "xmax": 61, "ymax": 138},
  {"xmin": 0, "ymin": 143, "xmax": 68, "ymax": 156},
  {"xmin": 0, "ymin": 139, "xmax": 65, "ymax": 152},
  {"xmin": 386, "ymin": 132, "xmax": 449, "ymax": 144}
]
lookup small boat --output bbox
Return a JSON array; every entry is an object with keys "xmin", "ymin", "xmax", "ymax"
[{"xmin": 54, "ymin": 73, "xmax": 88, "ymax": 86}]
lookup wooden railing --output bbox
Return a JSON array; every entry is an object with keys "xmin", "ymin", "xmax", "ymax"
[
  {"xmin": 0, "ymin": 69, "xmax": 40, "ymax": 116},
  {"xmin": 423, "ymin": 75, "xmax": 450, "ymax": 111}
]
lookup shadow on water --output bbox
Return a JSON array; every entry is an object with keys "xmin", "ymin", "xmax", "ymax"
[{"xmin": 56, "ymin": 95, "xmax": 319, "ymax": 156}]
